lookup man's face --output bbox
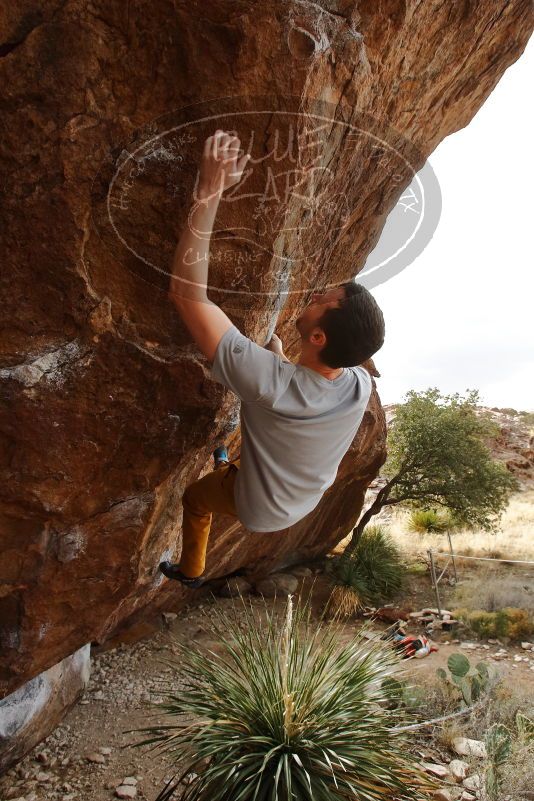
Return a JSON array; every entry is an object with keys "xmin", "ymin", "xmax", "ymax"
[{"xmin": 296, "ymin": 285, "xmax": 346, "ymax": 337}]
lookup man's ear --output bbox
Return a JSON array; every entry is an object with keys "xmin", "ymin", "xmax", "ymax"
[{"xmin": 310, "ymin": 327, "xmax": 327, "ymax": 348}]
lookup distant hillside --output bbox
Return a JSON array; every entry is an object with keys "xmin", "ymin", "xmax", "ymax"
[{"xmin": 482, "ymin": 407, "xmax": 534, "ymax": 489}]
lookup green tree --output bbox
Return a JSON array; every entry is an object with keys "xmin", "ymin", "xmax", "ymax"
[{"xmin": 345, "ymin": 389, "xmax": 517, "ymax": 555}]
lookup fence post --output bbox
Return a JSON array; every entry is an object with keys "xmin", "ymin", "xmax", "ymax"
[
  {"xmin": 447, "ymin": 530, "xmax": 458, "ymax": 583},
  {"xmin": 428, "ymin": 549, "xmax": 442, "ymax": 616}
]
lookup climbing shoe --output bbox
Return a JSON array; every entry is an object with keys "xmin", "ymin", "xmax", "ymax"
[
  {"xmin": 213, "ymin": 445, "xmax": 229, "ymax": 469},
  {"xmin": 159, "ymin": 561, "xmax": 204, "ymax": 588}
]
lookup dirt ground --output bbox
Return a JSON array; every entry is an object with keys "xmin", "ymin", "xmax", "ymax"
[{"xmin": 2, "ymin": 568, "xmax": 534, "ymax": 801}]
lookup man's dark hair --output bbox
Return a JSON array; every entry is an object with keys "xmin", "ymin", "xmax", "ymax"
[{"xmin": 319, "ymin": 281, "xmax": 385, "ymax": 368}]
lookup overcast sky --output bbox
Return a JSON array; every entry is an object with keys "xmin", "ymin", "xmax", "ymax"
[{"xmin": 370, "ymin": 36, "xmax": 533, "ymax": 411}]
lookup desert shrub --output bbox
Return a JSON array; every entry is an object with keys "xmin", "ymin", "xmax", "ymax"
[
  {"xmin": 503, "ymin": 607, "xmax": 534, "ymax": 640},
  {"xmin": 138, "ymin": 597, "xmax": 430, "ymax": 801},
  {"xmin": 407, "ymin": 508, "xmax": 452, "ymax": 534},
  {"xmin": 454, "ymin": 607, "xmax": 534, "ymax": 640},
  {"xmin": 468, "ymin": 609, "xmax": 498, "ymax": 639},
  {"xmin": 327, "ymin": 525, "xmax": 405, "ymax": 617}
]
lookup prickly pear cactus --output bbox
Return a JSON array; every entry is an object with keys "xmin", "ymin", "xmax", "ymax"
[
  {"xmin": 485, "ymin": 723, "xmax": 512, "ymax": 801},
  {"xmin": 436, "ymin": 654, "xmax": 491, "ymax": 707},
  {"xmin": 448, "ymin": 653, "xmax": 470, "ymax": 678}
]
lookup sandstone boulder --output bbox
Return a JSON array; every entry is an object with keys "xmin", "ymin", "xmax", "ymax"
[
  {"xmin": 0, "ymin": 645, "xmax": 90, "ymax": 772},
  {"xmin": 255, "ymin": 573, "xmax": 299, "ymax": 597},
  {"xmin": 288, "ymin": 566, "xmax": 313, "ymax": 578},
  {"xmin": 0, "ymin": 0, "xmax": 532, "ymax": 769},
  {"xmin": 218, "ymin": 576, "xmax": 253, "ymax": 598}
]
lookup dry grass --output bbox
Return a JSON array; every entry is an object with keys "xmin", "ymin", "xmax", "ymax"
[
  {"xmin": 324, "ymin": 585, "xmax": 363, "ymax": 619},
  {"xmin": 452, "ymin": 571, "xmax": 534, "ymax": 616},
  {"xmin": 386, "ymin": 491, "xmax": 534, "ymax": 562},
  {"xmin": 433, "ymin": 684, "xmax": 534, "ymax": 800},
  {"xmin": 384, "ymin": 491, "xmax": 534, "ymax": 620},
  {"xmin": 335, "ymin": 493, "xmax": 534, "ymax": 629},
  {"xmin": 463, "ymin": 684, "xmax": 534, "ymax": 800},
  {"xmin": 434, "ymin": 720, "xmax": 464, "ymax": 752}
]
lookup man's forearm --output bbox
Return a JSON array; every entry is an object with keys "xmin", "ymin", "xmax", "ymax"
[
  {"xmin": 165, "ymin": 131, "xmax": 248, "ymax": 362},
  {"xmin": 169, "ymin": 191, "xmax": 220, "ymax": 305}
]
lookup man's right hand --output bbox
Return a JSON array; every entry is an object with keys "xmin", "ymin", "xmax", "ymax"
[
  {"xmin": 266, "ymin": 334, "xmax": 283, "ymax": 354},
  {"xmin": 196, "ymin": 130, "xmax": 251, "ymax": 202},
  {"xmin": 266, "ymin": 334, "xmax": 291, "ymax": 362}
]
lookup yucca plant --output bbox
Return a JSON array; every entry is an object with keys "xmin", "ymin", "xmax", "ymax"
[
  {"xmin": 327, "ymin": 525, "xmax": 405, "ymax": 618},
  {"xmin": 137, "ymin": 596, "xmax": 431, "ymax": 801},
  {"xmin": 407, "ymin": 509, "xmax": 452, "ymax": 534}
]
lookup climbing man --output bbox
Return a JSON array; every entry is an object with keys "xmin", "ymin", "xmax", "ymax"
[{"xmin": 159, "ymin": 130, "xmax": 385, "ymax": 588}]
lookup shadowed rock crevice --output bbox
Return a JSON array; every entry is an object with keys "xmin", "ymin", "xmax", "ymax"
[{"xmin": 0, "ymin": 38, "xmax": 28, "ymax": 57}]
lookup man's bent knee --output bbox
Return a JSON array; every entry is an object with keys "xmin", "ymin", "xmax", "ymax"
[{"xmin": 182, "ymin": 480, "xmax": 212, "ymax": 516}]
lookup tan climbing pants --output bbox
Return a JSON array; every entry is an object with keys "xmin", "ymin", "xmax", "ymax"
[{"xmin": 179, "ymin": 458, "xmax": 240, "ymax": 578}]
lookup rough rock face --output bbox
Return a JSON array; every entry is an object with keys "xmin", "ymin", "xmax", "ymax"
[
  {"xmin": 483, "ymin": 408, "xmax": 534, "ymax": 489},
  {"xmin": 0, "ymin": 0, "xmax": 532, "ymax": 726}
]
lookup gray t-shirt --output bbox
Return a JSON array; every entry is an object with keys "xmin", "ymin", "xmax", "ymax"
[{"xmin": 210, "ymin": 325, "xmax": 372, "ymax": 533}]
